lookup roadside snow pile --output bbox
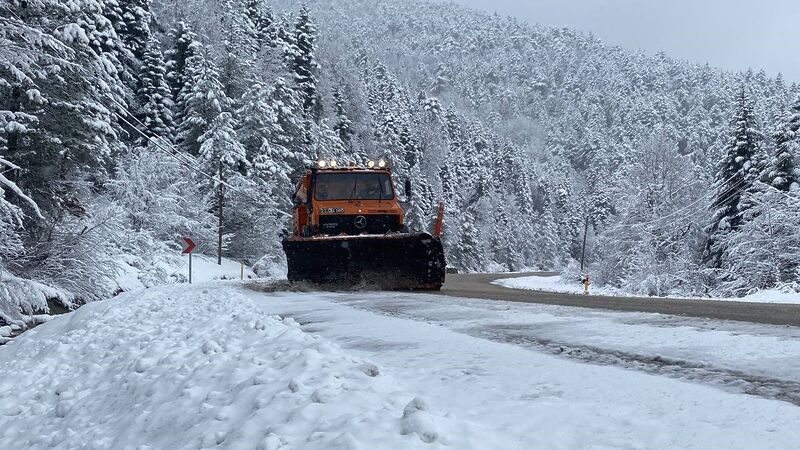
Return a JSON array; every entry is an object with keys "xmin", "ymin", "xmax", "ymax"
[
  {"xmin": 1, "ymin": 252, "xmax": 258, "ymax": 341},
  {"xmin": 117, "ymin": 253, "xmax": 259, "ymax": 292},
  {"xmin": 181, "ymin": 254, "xmax": 258, "ymax": 282},
  {"xmin": 739, "ymin": 289, "xmax": 800, "ymax": 304},
  {"xmin": 0, "ymin": 283, "xmax": 478, "ymax": 449},
  {"xmin": 495, "ymin": 274, "xmax": 800, "ymax": 304},
  {"xmin": 494, "ymin": 274, "xmax": 590, "ymax": 295}
]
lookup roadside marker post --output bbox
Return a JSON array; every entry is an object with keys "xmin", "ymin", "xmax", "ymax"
[{"xmin": 181, "ymin": 237, "xmax": 197, "ymax": 283}]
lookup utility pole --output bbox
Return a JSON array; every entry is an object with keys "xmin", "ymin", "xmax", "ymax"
[{"xmin": 579, "ymin": 216, "xmax": 589, "ymax": 273}]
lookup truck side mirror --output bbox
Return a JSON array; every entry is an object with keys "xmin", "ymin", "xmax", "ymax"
[
  {"xmin": 404, "ymin": 178, "xmax": 412, "ymax": 199},
  {"xmin": 293, "ymin": 185, "xmax": 308, "ymax": 205}
]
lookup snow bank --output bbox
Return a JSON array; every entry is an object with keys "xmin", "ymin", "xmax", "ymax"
[
  {"xmin": 182, "ymin": 254, "xmax": 258, "ymax": 282},
  {"xmin": 1, "ymin": 251, "xmax": 258, "ymax": 339},
  {"xmin": 494, "ymin": 274, "xmax": 590, "ymax": 295},
  {"xmin": 116, "ymin": 253, "xmax": 259, "ymax": 293},
  {"xmin": 0, "ymin": 283, "xmax": 478, "ymax": 449},
  {"xmin": 495, "ymin": 274, "xmax": 800, "ymax": 304}
]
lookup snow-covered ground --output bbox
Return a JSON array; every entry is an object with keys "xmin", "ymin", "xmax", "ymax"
[
  {"xmin": 3, "ymin": 281, "xmax": 800, "ymax": 449},
  {"xmin": 116, "ymin": 254, "xmax": 257, "ymax": 292},
  {"xmin": 0, "ymin": 283, "xmax": 487, "ymax": 449},
  {"xmin": 495, "ymin": 274, "xmax": 800, "ymax": 304},
  {"xmin": 252, "ymin": 288, "xmax": 800, "ymax": 449}
]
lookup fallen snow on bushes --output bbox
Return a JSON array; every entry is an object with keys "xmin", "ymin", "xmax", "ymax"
[
  {"xmin": 0, "ymin": 283, "xmax": 487, "ymax": 449},
  {"xmin": 495, "ymin": 274, "xmax": 800, "ymax": 304},
  {"xmin": 0, "ymin": 272, "xmax": 71, "ymax": 329}
]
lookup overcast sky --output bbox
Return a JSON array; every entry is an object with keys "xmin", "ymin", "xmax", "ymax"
[{"xmin": 440, "ymin": 0, "xmax": 800, "ymax": 83}]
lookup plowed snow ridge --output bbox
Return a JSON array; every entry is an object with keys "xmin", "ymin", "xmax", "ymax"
[{"xmin": 0, "ymin": 283, "xmax": 487, "ymax": 450}]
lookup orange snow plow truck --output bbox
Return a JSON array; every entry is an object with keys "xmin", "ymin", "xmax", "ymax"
[{"xmin": 282, "ymin": 159, "xmax": 446, "ymax": 290}]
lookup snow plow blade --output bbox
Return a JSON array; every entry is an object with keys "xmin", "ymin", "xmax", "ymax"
[{"xmin": 282, "ymin": 232, "xmax": 446, "ymax": 290}]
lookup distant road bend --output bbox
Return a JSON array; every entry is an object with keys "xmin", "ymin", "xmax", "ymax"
[{"xmin": 437, "ymin": 273, "xmax": 800, "ymax": 327}]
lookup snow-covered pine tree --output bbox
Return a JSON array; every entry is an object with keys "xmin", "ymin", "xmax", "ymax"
[
  {"xmin": 176, "ymin": 51, "xmax": 229, "ymax": 155},
  {"xmin": 276, "ymin": 19, "xmax": 296, "ymax": 51},
  {"xmin": 1, "ymin": 0, "xmax": 70, "ymax": 174},
  {"xmin": 218, "ymin": 0, "xmax": 258, "ymax": 101},
  {"xmin": 165, "ymin": 21, "xmax": 200, "ymax": 104},
  {"xmin": 198, "ymin": 111, "xmax": 249, "ymax": 264},
  {"xmin": 236, "ymin": 82, "xmax": 277, "ymax": 161},
  {"xmin": 97, "ymin": 0, "xmax": 139, "ymax": 88},
  {"xmin": 767, "ymin": 95, "xmax": 800, "ymax": 191},
  {"xmin": 451, "ymin": 209, "xmax": 486, "ymax": 272},
  {"xmin": 236, "ymin": 78, "xmax": 309, "ymax": 168},
  {"xmin": 252, "ymin": 139, "xmax": 294, "ymax": 210},
  {"xmin": 705, "ymin": 87, "xmax": 763, "ymax": 268},
  {"xmin": 0, "ymin": 156, "xmax": 43, "ymax": 266},
  {"xmin": 332, "ymin": 87, "xmax": 354, "ymax": 148},
  {"xmin": 245, "ymin": 0, "xmax": 275, "ymax": 47},
  {"xmin": 440, "ymin": 105, "xmax": 465, "ymax": 209},
  {"xmin": 714, "ymin": 182, "xmax": 800, "ymax": 295},
  {"xmin": 112, "ymin": 0, "xmax": 152, "ymax": 62},
  {"xmin": 2, "ymin": 0, "xmax": 126, "ymax": 208},
  {"xmin": 535, "ymin": 202, "xmax": 560, "ymax": 270},
  {"xmin": 1, "ymin": 0, "xmax": 130, "ymax": 308},
  {"xmin": 287, "ymin": 5, "xmax": 321, "ymax": 120},
  {"xmin": 136, "ymin": 36, "xmax": 174, "ymax": 144}
]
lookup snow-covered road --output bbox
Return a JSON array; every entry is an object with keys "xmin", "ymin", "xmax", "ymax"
[
  {"xmin": 2, "ymin": 281, "xmax": 800, "ymax": 449},
  {"xmin": 251, "ymin": 284, "xmax": 800, "ymax": 449}
]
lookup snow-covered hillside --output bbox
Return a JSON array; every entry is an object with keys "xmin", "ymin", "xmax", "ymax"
[{"xmin": 3, "ymin": 0, "xmax": 799, "ymax": 323}]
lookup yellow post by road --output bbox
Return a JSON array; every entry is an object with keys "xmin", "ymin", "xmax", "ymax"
[{"xmin": 581, "ymin": 274, "xmax": 590, "ymax": 295}]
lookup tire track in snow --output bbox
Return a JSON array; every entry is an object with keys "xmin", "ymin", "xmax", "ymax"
[
  {"xmin": 335, "ymin": 294, "xmax": 800, "ymax": 407},
  {"xmin": 467, "ymin": 324, "xmax": 800, "ymax": 407}
]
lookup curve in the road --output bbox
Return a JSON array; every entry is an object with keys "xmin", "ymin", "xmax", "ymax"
[{"xmin": 437, "ymin": 273, "xmax": 800, "ymax": 327}]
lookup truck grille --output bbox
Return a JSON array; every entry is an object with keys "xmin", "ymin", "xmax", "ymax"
[{"xmin": 319, "ymin": 214, "xmax": 401, "ymax": 235}]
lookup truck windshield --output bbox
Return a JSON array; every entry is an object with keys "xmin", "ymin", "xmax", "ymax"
[{"xmin": 314, "ymin": 173, "xmax": 394, "ymax": 200}]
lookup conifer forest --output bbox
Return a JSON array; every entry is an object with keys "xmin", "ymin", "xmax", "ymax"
[{"xmin": 3, "ymin": 0, "xmax": 800, "ymax": 323}]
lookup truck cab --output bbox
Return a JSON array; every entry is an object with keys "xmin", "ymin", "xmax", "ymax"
[
  {"xmin": 282, "ymin": 159, "xmax": 444, "ymax": 290},
  {"xmin": 291, "ymin": 163, "xmax": 409, "ymax": 237}
]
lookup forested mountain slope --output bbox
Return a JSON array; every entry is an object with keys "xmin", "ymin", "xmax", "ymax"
[
  {"xmin": 279, "ymin": 0, "xmax": 800, "ymax": 294},
  {"xmin": 2, "ymin": 0, "xmax": 799, "ymax": 325}
]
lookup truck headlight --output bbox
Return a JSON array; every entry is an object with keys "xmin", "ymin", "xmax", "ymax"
[{"xmin": 378, "ymin": 159, "xmax": 386, "ymax": 168}]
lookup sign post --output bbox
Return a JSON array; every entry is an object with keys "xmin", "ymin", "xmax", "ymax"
[{"xmin": 181, "ymin": 237, "xmax": 196, "ymax": 283}]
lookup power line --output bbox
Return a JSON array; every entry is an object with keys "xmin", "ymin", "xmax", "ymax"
[
  {"xmin": 607, "ymin": 156, "xmax": 782, "ymax": 232},
  {"xmin": 104, "ymin": 93, "xmax": 293, "ymax": 219}
]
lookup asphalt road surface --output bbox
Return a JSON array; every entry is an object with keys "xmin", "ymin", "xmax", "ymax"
[{"xmin": 437, "ymin": 272, "xmax": 800, "ymax": 327}]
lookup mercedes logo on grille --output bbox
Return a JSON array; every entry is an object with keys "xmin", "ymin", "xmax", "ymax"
[{"xmin": 354, "ymin": 215, "xmax": 367, "ymax": 229}]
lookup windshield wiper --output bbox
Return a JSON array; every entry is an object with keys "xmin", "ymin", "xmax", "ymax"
[{"xmin": 378, "ymin": 176, "xmax": 385, "ymax": 202}]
